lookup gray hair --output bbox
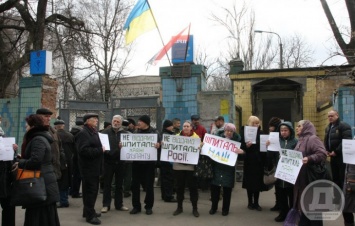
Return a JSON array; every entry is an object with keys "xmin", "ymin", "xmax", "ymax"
[{"xmin": 112, "ymin": 115, "xmax": 123, "ymax": 121}]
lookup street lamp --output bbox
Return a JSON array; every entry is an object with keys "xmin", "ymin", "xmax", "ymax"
[{"xmin": 254, "ymin": 30, "xmax": 283, "ymax": 69}]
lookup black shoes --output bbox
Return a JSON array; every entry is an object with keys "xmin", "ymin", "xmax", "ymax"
[
  {"xmin": 164, "ymin": 198, "xmax": 177, "ymax": 203},
  {"xmin": 274, "ymin": 214, "xmax": 286, "ymax": 222},
  {"xmin": 145, "ymin": 209, "xmax": 153, "ymax": 215},
  {"xmin": 253, "ymin": 204, "xmax": 262, "ymax": 211},
  {"xmin": 86, "ymin": 217, "xmax": 101, "ymax": 225},
  {"xmin": 222, "ymin": 211, "xmax": 229, "ymax": 216},
  {"xmin": 247, "ymin": 204, "xmax": 254, "ymax": 210},
  {"xmin": 209, "ymin": 209, "xmax": 216, "ymax": 215},
  {"xmin": 57, "ymin": 203, "xmax": 69, "ymax": 208},
  {"xmin": 192, "ymin": 209, "xmax": 199, "ymax": 217},
  {"xmin": 72, "ymin": 193, "xmax": 82, "ymax": 198},
  {"xmin": 129, "ymin": 208, "xmax": 141, "ymax": 214},
  {"xmin": 82, "ymin": 213, "xmax": 101, "ymax": 218},
  {"xmin": 173, "ymin": 208, "xmax": 183, "ymax": 216}
]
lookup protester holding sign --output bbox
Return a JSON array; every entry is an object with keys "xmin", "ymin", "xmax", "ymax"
[
  {"xmin": 240, "ymin": 116, "xmax": 265, "ymax": 211},
  {"xmin": 209, "ymin": 123, "xmax": 243, "ymax": 216},
  {"xmin": 129, "ymin": 115, "xmax": 160, "ymax": 216},
  {"xmin": 172, "ymin": 120, "xmax": 200, "ymax": 217},
  {"xmin": 159, "ymin": 120, "xmax": 177, "ymax": 203},
  {"xmin": 293, "ymin": 120, "xmax": 327, "ymax": 226},
  {"xmin": 274, "ymin": 121, "xmax": 298, "ymax": 222}
]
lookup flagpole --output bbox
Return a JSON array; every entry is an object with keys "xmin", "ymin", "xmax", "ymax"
[{"xmin": 146, "ymin": 0, "xmax": 172, "ymax": 67}]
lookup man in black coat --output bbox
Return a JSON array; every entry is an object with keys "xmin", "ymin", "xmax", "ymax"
[
  {"xmin": 100, "ymin": 115, "xmax": 129, "ymax": 213},
  {"xmin": 76, "ymin": 113, "xmax": 104, "ymax": 225},
  {"xmin": 70, "ymin": 120, "xmax": 84, "ymax": 198},
  {"xmin": 54, "ymin": 119, "xmax": 75, "ymax": 208},
  {"xmin": 324, "ymin": 110, "xmax": 352, "ymax": 188},
  {"xmin": 129, "ymin": 115, "xmax": 160, "ymax": 215}
]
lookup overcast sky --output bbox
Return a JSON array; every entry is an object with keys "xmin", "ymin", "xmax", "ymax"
[{"xmin": 126, "ymin": 0, "xmax": 349, "ymax": 76}]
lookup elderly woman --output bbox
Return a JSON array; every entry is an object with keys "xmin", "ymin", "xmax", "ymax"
[
  {"xmin": 172, "ymin": 120, "xmax": 200, "ymax": 217},
  {"xmin": 209, "ymin": 123, "xmax": 243, "ymax": 216},
  {"xmin": 240, "ymin": 116, "xmax": 265, "ymax": 211},
  {"xmin": 14, "ymin": 114, "xmax": 60, "ymax": 226},
  {"xmin": 293, "ymin": 120, "xmax": 327, "ymax": 226}
]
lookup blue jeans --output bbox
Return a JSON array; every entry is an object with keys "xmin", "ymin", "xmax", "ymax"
[{"xmin": 60, "ymin": 189, "xmax": 69, "ymax": 205}]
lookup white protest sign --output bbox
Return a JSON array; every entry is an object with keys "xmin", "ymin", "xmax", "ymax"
[
  {"xmin": 342, "ymin": 139, "xmax": 355, "ymax": 164},
  {"xmin": 267, "ymin": 132, "xmax": 281, "ymax": 152},
  {"xmin": 201, "ymin": 134, "xmax": 241, "ymax": 166},
  {"xmin": 0, "ymin": 137, "xmax": 15, "ymax": 161},
  {"xmin": 275, "ymin": 149, "xmax": 303, "ymax": 184},
  {"xmin": 260, "ymin": 135, "xmax": 269, "ymax": 152},
  {"xmin": 98, "ymin": 133, "xmax": 110, "ymax": 151},
  {"xmin": 120, "ymin": 134, "xmax": 157, "ymax": 161},
  {"xmin": 244, "ymin": 126, "xmax": 257, "ymax": 144},
  {"xmin": 160, "ymin": 134, "xmax": 200, "ymax": 165}
]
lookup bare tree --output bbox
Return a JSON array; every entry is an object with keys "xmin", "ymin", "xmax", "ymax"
[
  {"xmin": 74, "ymin": 0, "xmax": 131, "ymax": 102},
  {"xmin": 0, "ymin": 0, "xmax": 85, "ymax": 98},
  {"xmin": 320, "ymin": 0, "xmax": 355, "ymax": 64},
  {"xmin": 210, "ymin": 1, "xmax": 314, "ymax": 72}
]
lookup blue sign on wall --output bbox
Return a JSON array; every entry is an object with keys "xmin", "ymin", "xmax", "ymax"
[
  {"xmin": 172, "ymin": 35, "xmax": 194, "ymax": 64},
  {"xmin": 30, "ymin": 50, "xmax": 52, "ymax": 75}
]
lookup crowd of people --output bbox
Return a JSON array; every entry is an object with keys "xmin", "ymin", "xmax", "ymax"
[{"xmin": 0, "ymin": 109, "xmax": 355, "ymax": 226}]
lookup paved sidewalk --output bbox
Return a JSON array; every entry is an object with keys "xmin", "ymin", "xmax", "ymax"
[{"xmin": 14, "ymin": 182, "xmax": 343, "ymax": 226}]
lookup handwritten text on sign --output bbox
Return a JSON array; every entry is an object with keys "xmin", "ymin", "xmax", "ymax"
[
  {"xmin": 120, "ymin": 134, "xmax": 157, "ymax": 161},
  {"xmin": 201, "ymin": 134, "xmax": 240, "ymax": 166},
  {"xmin": 275, "ymin": 149, "xmax": 303, "ymax": 184},
  {"xmin": 161, "ymin": 134, "xmax": 200, "ymax": 165}
]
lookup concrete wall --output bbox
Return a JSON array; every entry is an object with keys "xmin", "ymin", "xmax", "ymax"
[{"xmin": 197, "ymin": 91, "xmax": 234, "ymax": 133}]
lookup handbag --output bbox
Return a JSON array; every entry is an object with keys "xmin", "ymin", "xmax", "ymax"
[
  {"xmin": 345, "ymin": 166, "xmax": 355, "ymax": 193},
  {"xmin": 306, "ymin": 161, "xmax": 331, "ymax": 183},
  {"xmin": 10, "ymin": 167, "xmax": 47, "ymax": 206},
  {"xmin": 283, "ymin": 208, "xmax": 300, "ymax": 226},
  {"xmin": 193, "ymin": 155, "xmax": 213, "ymax": 179},
  {"xmin": 263, "ymin": 166, "xmax": 277, "ymax": 185}
]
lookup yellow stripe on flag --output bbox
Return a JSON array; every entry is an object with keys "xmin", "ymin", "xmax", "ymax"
[{"xmin": 125, "ymin": 9, "xmax": 156, "ymax": 44}]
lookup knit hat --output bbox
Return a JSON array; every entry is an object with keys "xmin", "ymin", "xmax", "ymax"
[
  {"xmin": 138, "ymin": 115, "xmax": 150, "ymax": 126},
  {"xmin": 163, "ymin": 120, "xmax": 173, "ymax": 129},
  {"xmin": 104, "ymin": 121, "xmax": 112, "ymax": 128},
  {"xmin": 191, "ymin": 114, "xmax": 200, "ymax": 120},
  {"xmin": 122, "ymin": 120, "xmax": 129, "ymax": 127},
  {"xmin": 75, "ymin": 120, "xmax": 84, "ymax": 126},
  {"xmin": 127, "ymin": 118, "xmax": 136, "ymax": 126},
  {"xmin": 268, "ymin": 117, "xmax": 281, "ymax": 127},
  {"xmin": 224, "ymin": 123, "xmax": 236, "ymax": 132}
]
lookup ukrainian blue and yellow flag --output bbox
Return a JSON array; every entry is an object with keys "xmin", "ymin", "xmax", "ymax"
[{"xmin": 124, "ymin": 0, "xmax": 156, "ymax": 44}]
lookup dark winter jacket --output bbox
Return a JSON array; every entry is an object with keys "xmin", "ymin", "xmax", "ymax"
[
  {"xmin": 56, "ymin": 129, "xmax": 75, "ymax": 189},
  {"xmin": 101, "ymin": 126, "xmax": 130, "ymax": 164},
  {"xmin": 211, "ymin": 131, "xmax": 241, "ymax": 188},
  {"xmin": 293, "ymin": 120, "xmax": 327, "ymax": 210},
  {"xmin": 48, "ymin": 126, "xmax": 62, "ymax": 180},
  {"xmin": 240, "ymin": 126, "xmax": 266, "ymax": 192},
  {"xmin": 18, "ymin": 127, "xmax": 60, "ymax": 206},
  {"xmin": 275, "ymin": 121, "xmax": 298, "ymax": 188},
  {"xmin": 324, "ymin": 118, "xmax": 352, "ymax": 162},
  {"xmin": 76, "ymin": 125, "xmax": 103, "ymax": 177}
]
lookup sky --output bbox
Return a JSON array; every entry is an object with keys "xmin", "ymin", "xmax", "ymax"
[{"xmin": 125, "ymin": 0, "xmax": 349, "ymax": 76}]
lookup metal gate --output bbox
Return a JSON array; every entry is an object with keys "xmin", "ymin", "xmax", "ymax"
[{"xmin": 58, "ymin": 97, "xmax": 164, "ymax": 131}]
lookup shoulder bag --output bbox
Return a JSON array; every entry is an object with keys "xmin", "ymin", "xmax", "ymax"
[{"xmin": 10, "ymin": 166, "xmax": 47, "ymax": 206}]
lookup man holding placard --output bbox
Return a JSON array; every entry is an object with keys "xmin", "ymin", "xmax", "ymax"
[{"xmin": 127, "ymin": 115, "xmax": 160, "ymax": 216}]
